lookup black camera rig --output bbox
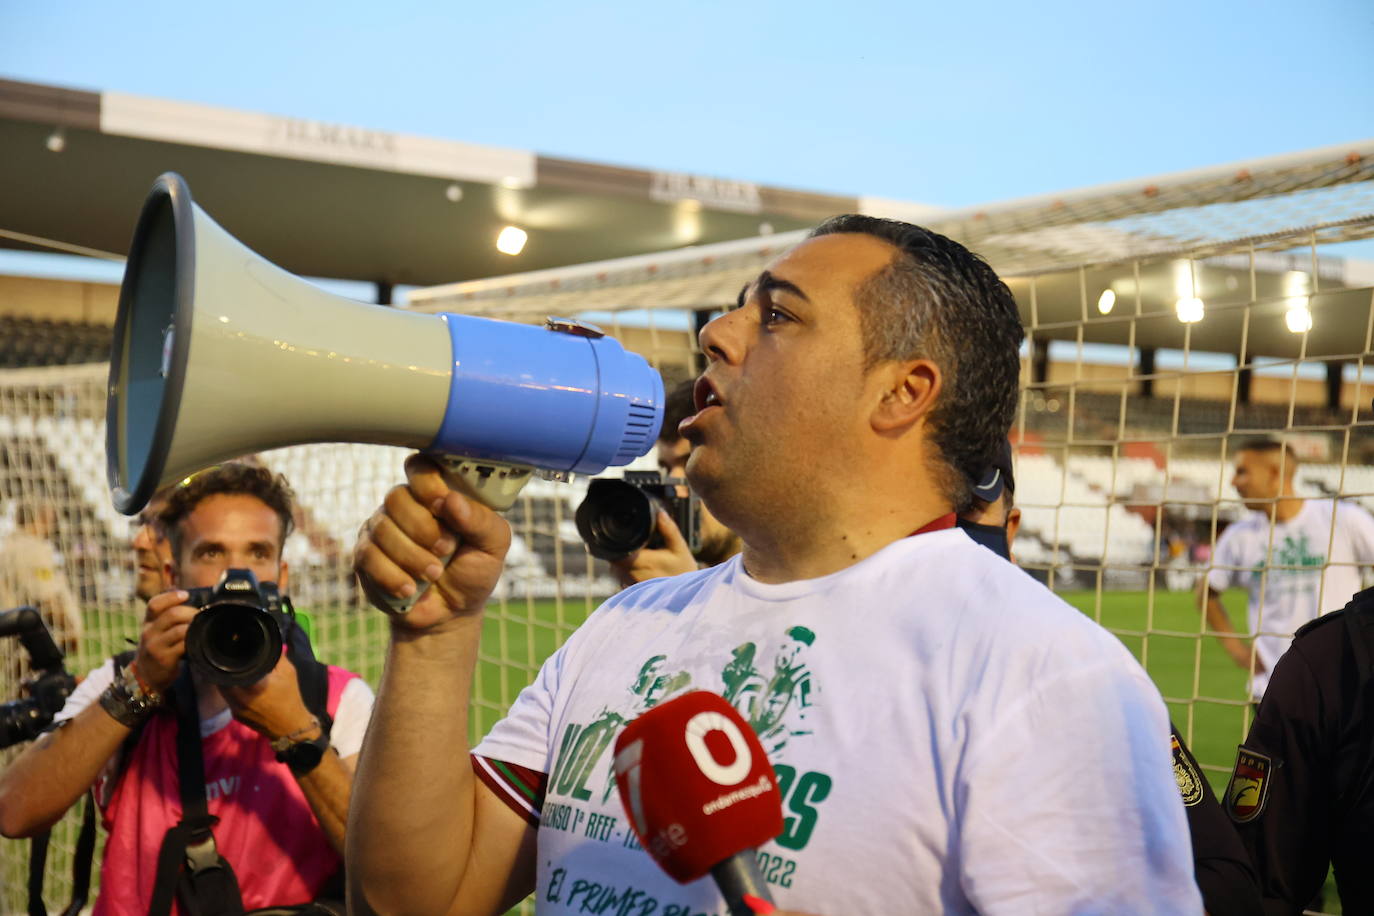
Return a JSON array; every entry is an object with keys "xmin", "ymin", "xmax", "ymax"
[
  {"xmin": 575, "ymin": 470, "xmax": 702, "ymax": 562},
  {"xmin": 0, "ymin": 606, "xmax": 76, "ymax": 748}
]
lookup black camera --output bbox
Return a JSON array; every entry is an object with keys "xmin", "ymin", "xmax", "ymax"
[
  {"xmin": 575, "ymin": 471, "xmax": 702, "ymax": 562},
  {"xmin": 183, "ymin": 568, "xmax": 287, "ymax": 687},
  {"xmin": 0, "ymin": 606, "xmax": 76, "ymax": 748}
]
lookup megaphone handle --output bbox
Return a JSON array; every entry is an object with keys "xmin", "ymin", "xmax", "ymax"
[{"xmin": 377, "ymin": 455, "xmax": 536, "ymax": 615}]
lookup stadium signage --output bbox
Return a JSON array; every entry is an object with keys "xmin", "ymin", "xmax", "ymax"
[
  {"xmin": 650, "ymin": 171, "xmax": 762, "ymax": 213},
  {"xmin": 98, "ymin": 91, "xmax": 538, "ymax": 185},
  {"xmin": 272, "ymin": 117, "xmax": 398, "ymax": 155}
]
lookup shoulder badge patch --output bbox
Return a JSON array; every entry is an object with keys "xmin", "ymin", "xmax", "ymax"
[
  {"xmin": 1171, "ymin": 734, "xmax": 1204, "ymax": 807},
  {"xmin": 1224, "ymin": 748, "xmax": 1272, "ymax": 823}
]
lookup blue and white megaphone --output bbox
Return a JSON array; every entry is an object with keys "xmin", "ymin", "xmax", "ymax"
[{"xmin": 107, "ymin": 172, "xmax": 663, "ymax": 516}]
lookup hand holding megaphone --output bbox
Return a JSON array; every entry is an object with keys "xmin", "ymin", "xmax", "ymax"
[{"xmin": 354, "ymin": 454, "xmax": 513, "ymax": 628}]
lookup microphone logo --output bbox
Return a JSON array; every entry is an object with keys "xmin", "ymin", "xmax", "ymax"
[
  {"xmin": 612, "ymin": 691, "xmax": 784, "ymax": 886},
  {"xmin": 685, "ymin": 711, "xmax": 753, "ymax": 786}
]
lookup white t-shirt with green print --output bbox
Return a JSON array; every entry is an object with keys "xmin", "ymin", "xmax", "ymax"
[
  {"xmin": 476, "ymin": 527, "xmax": 1200, "ymax": 915},
  {"xmin": 1208, "ymin": 498, "xmax": 1374, "ymax": 699}
]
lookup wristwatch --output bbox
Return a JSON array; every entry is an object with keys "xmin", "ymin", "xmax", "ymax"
[
  {"xmin": 99, "ymin": 663, "xmax": 162, "ymax": 728},
  {"xmin": 272, "ymin": 717, "xmax": 331, "ymax": 777}
]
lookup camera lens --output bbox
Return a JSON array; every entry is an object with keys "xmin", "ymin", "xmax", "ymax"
[
  {"xmin": 597, "ymin": 502, "xmax": 646, "ymax": 545},
  {"xmin": 575, "ymin": 479, "xmax": 655, "ymax": 561},
  {"xmin": 185, "ymin": 602, "xmax": 283, "ymax": 687}
]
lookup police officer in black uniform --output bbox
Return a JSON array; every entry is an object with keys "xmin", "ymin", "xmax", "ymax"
[
  {"xmin": 1224, "ymin": 583, "xmax": 1374, "ymax": 913},
  {"xmin": 960, "ymin": 443, "xmax": 1263, "ymax": 915}
]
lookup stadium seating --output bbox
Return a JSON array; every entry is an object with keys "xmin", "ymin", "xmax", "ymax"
[
  {"xmin": 1008, "ymin": 443, "xmax": 1374, "ymax": 590},
  {"xmin": 0, "ymin": 316, "xmax": 113, "ymax": 368},
  {"xmin": 252, "ymin": 442, "xmax": 618, "ymax": 599},
  {"xmin": 9, "ymin": 407, "xmax": 1371, "ymax": 596},
  {"xmin": 3, "ymin": 352, "xmax": 1370, "ymax": 605}
]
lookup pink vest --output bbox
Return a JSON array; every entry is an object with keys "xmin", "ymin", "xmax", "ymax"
[{"xmin": 92, "ymin": 666, "xmax": 357, "ymax": 916}]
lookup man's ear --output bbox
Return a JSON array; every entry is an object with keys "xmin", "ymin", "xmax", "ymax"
[
  {"xmin": 872, "ymin": 359, "xmax": 941, "ymax": 433},
  {"xmin": 1005, "ymin": 507, "xmax": 1022, "ymax": 549},
  {"xmin": 277, "ymin": 561, "xmax": 290, "ymax": 592}
]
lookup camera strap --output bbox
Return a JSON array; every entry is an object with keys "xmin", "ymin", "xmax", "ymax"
[
  {"xmin": 66, "ymin": 791, "xmax": 97, "ymax": 916},
  {"xmin": 27, "ymin": 801, "xmax": 92, "ymax": 916},
  {"xmin": 147, "ymin": 668, "xmax": 246, "ymax": 916},
  {"xmin": 278, "ymin": 614, "xmax": 345, "ymax": 904},
  {"xmin": 282, "ymin": 611, "xmax": 334, "ymax": 739},
  {"xmin": 28, "ymin": 827, "xmax": 49, "ymax": 916},
  {"xmin": 26, "ymin": 744, "xmax": 97, "ymax": 916}
]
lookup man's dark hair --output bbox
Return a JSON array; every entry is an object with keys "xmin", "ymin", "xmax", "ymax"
[
  {"xmin": 1237, "ymin": 438, "xmax": 1299, "ymax": 474},
  {"xmin": 157, "ymin": 463, "xmax": 296, "ymax": 563},
  {"xmin": 808, "ymin": 215, "xmax": 1024, "ymax": 510},
  {"xmin": 659, "ymin": 379, "xmax": 698, "ymax": 445}
]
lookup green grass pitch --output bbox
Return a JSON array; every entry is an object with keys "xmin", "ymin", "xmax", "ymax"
[{"xmin": 66, "ymin": 587, "xmax": 1253, "ymax": 790}]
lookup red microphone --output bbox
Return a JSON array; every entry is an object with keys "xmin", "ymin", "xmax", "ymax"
[{"xmin": 612, "ymin": 690, "xmax": 784, "ymax": 916}]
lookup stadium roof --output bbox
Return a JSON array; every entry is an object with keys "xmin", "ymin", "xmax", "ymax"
[
  {"xmin": 410, "ymin": 141, "xmax": 1374, "ymax": 363},
  {"xmin": 0, "ymin": 76, "xmax": 871, "ymax": 290},
  {"xmin": 3, "ymin": 77, "xmax": 1370, "ymax": 361}
]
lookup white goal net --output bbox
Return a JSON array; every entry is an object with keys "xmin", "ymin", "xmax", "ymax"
[{"xmin": 1, "ymin": 139, "xmax": 1371, "ymax": 912}]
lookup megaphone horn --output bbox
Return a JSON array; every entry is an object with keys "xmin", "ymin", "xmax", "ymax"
[{"xmin": 107, "ymin": 172, "xmax": 664, "ymax": 515}]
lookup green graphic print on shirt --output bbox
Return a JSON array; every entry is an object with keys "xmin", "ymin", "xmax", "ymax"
[
  {"xmin": 1252, "ymin": 533, "xmax": 1326, "ymax": 601},
  {"xmin": 539, "ymin": 624, "xmax": 833, "ymax": 908}
]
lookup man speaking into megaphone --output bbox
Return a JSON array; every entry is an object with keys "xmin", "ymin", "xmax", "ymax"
[{"xmin": 346, "ymin": 218, "xmax": 1201, "ymax": 914}]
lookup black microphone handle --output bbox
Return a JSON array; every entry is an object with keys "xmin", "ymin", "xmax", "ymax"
[{"xmin": 710, "ymin": 850, "xmax": 774, "ymax": 916}]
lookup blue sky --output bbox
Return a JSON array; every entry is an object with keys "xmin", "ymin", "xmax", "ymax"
[{"xmin": 3, "ymin": 0, "xmax": 1371, "ymax": 208}]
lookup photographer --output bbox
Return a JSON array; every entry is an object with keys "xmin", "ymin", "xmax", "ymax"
[
  {"xmin": 607, "ymin": 378, "xmax": 742, "ymax": 586},
  {"xmin": 130, "ymin": 485, "xmax": 176, "ymax": 602},
  {"xmin": 0, "ymin": 463, "xmax": 373, "ymax": 915}
]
